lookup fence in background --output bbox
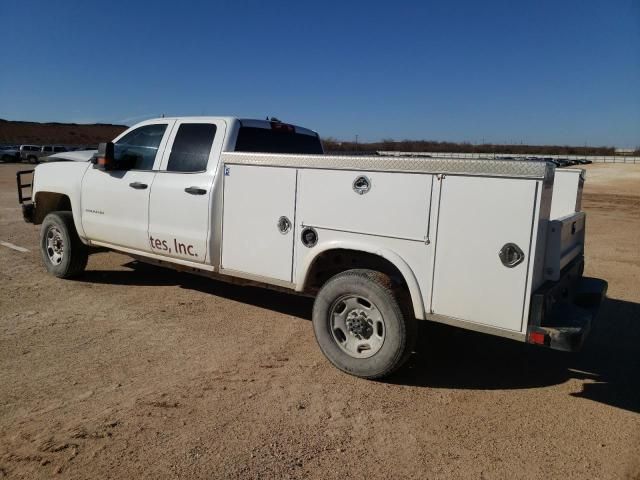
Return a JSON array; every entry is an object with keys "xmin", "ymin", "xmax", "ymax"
[{"xmin": 376, "ymin": 151, "xmax": 640, "ymax": 163}]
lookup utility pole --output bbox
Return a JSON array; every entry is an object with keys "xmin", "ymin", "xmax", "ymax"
[{"xmin": 355, "ymin": 135, "xmax": 359, "ymax": 152}]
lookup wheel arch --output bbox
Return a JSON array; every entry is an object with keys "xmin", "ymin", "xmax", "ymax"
[
  {"xmin": 33, "ymin": 191, "xmax": 73, "ymax": 224},
  {"xmin": 296, "ymin": 241, "xmax": 426, "ymax": 320}
]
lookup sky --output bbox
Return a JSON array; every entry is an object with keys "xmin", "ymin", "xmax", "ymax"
[{"xmin": 1, "ymin": 0, "xmax": 639, "ymax": 147}]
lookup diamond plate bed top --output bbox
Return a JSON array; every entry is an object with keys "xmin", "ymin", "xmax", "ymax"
[{"xmin": 222, "ymin": 152, "xmax": 553, "ymax": 179}]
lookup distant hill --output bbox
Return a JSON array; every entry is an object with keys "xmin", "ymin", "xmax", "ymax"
[
  {"xmin": 0, "ymin": 119, "xmax": 127, "ymax": 146},
  {"xmin": 323, "ymin": 138, "xmax": 623, "ymax": 156},
  {"xmin": 2, "ymin": 119, "xmax": 633, "ymax": 156}
]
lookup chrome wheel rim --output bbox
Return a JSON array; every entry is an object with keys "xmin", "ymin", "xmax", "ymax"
[
  {"xmin": 45, "ymin": 226, "xmax": 64, "ymax": 265},
  {"xmin": 329, "ymin": 295, "xmax": 385, "ymax": 358}
]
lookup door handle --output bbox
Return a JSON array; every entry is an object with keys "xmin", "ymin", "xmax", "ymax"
[
  {"xmin": 185, "ymin": 186, "xmax": 207, "ymax": 195},
  {"xmin": 129, "ymin": 182, "xmax": 148, "ymax": 189}
]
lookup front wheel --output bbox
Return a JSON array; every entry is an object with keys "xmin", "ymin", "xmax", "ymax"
[
  {"xmin": 40, "ymin": 212, "xmax": 88, "ymax": 278},
  {"xmin": 312, "ymin": 269, "xmax": 416, "ymax": 379}
]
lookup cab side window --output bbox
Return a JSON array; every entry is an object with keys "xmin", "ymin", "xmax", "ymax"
[
  {"xmin": 114, "ymin": 124, "xmax": 167, "ymax": 170},
  {"xmin": 167, "ymin": 123, "xmax": 217, "ymax": 172}
]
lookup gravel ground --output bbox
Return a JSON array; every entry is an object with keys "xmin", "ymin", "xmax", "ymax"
[{"xmin": 0, "ymin": 161, "xmax": 639, "ymax": 479}]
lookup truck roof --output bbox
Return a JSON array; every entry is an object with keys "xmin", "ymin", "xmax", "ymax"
[{"xmin": 139, "ymin": 116, "xmax": 318, "ymax": 137}]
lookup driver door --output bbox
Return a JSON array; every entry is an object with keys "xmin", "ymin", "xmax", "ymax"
[{"xmin": 80, "ymin": 120, "xmax": 174, "ymax": 252}]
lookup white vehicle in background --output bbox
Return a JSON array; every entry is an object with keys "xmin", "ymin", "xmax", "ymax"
[
  {"xmin": 16, "ymin": 116, "xmax": 607, "ymax": 379},
  {"xmin": 28, "ymin": 145, "xmax": 69, "ymax": 163},
  {"xmin": 18, "ymin": 145, "xmax": 41, "ymax": 163}
]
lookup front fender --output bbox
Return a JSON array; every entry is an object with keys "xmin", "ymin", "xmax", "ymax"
[
  {"xmin": 33, "ymin": 162, "xmax": 91, "ymax": 238},
  {"xmin": 295, "ymin": 239, "xmax": 426, "ymax": 320}
]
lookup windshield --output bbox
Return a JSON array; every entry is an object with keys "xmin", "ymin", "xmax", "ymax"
[{"xmin": 234, "ymin": 126, "xmax": 323, "ymax": 154}]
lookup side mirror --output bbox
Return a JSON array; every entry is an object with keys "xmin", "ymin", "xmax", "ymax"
[{"xmin": 93, "ymin": 142, "xmax": 115, "ymax": 170}]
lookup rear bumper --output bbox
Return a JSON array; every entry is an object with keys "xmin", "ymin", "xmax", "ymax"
[{"xmin": 527, "ymin": 257, "xmax": 608, "ymax": 351}]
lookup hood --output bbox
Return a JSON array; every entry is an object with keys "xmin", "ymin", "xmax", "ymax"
[{"xmin": 45, "ymin": 150, "xmax": 97, "ymax": 162}]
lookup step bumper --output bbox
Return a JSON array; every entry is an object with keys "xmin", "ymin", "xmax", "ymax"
[{"xmin": 527, "ymin": 258, "xmax": 608, "ymax": 352}]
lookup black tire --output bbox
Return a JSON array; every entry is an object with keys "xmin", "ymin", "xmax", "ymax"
[
  {"xmin": 40, "ymin": 211, "xmax": 88, "ymax": 278},
  {"xmin": 312, "ymin": 269, "xmax": 416, "ymax": 379},
  {"xmin": 28, "ymin": 155, "xmax": 38, "ymax": 164}
]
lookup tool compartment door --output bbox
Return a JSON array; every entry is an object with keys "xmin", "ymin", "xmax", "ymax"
[
  {"xmin": 431, "ymin": 176, "xmax": 538, "ymax": 331},
  {"xmin": 221, "ymin": 165, "xmax": 297, "ymax": 282}
]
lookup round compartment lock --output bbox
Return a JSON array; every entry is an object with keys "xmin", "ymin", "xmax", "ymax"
[
  {"xmin": 301, "ymin": 227, "xmax": 318, "ymax": 248},
  {"xmin": 499, "ymin": 243, "xmax": 525, "ymax": 268},
  {"xmin": 352, "ymin": 175, "xmax": 371, "ymax": 195},
  {"xmin": 277, "ymin": 216, "xmax": 291, "ymax": 234}
]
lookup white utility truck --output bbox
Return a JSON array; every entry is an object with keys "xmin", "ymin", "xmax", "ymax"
[{"xmin": 16, "ymin": 117, "xmax": 607, "ymax": 379}]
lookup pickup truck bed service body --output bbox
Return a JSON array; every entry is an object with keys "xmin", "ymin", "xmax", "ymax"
[{"xmin": 17, "ymin": 116, "xmax": 607, "ymax": 378}]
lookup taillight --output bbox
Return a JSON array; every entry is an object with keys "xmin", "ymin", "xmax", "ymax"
[{"xmin": 528, "ymin": 331, "xmax": 547, "ymax": 345}]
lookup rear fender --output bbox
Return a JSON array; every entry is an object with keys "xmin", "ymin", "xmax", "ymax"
[{"xmin": 296, "ymin": 239, "xmax": 426, "ymax": 320}]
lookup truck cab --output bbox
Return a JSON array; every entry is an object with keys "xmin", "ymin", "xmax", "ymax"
[{"xmin": 84, "ymin": 117, "xmax": 321, "ymax": 258}]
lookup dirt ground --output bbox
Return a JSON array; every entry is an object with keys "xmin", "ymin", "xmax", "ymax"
[{"xmin": 0, "ymin": 161, "xmax": 638, "ymax": 479}]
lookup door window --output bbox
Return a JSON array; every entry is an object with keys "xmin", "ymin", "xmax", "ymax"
[
  {"xmin": 114, "ymin": 124, "xmax": 168, "ymax": 170},
  {"xmin": 166, "ymin": 123, "xmax": 217, "ymax": 172}
]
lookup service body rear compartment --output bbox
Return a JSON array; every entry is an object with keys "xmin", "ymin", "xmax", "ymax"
[{"xmin": 430, "ymin": 175, "xmax": 542, "ymax": 333}]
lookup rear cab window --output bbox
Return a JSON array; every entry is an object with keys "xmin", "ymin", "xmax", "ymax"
[
  {"xmin": 167, "ymin": 123, "xmax": 217, "ymax": 172},
  {"xmin": 234, "ymin": 122, "xmax": 323, "ymax": 154}
]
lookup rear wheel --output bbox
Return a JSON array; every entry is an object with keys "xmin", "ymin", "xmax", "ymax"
[
  {"xmin": 40, "ymin": 212, "xmax": 88, "ymax": 278},
  {"xmin": 312, "ymin": 269, "xmax": 416, "ymax": 379},
  {"xmin": 28, "ymin": 155, "xmax": 38, "ymax": 164}
]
